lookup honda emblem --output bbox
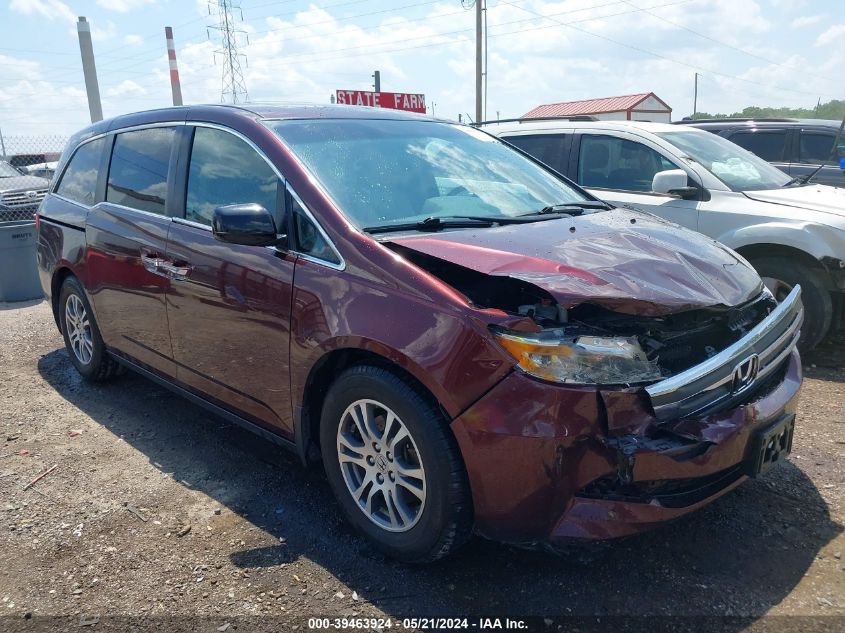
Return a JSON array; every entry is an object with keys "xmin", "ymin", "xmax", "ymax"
[{"xmin": 731, "ymin": 354, "xmax": 760, "ymax": 394}]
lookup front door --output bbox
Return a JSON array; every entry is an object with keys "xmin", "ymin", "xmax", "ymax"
[
  {"xmin": 576, "ymin": 133, "xmax": 701, "ymax": 232},
  {"xmin": 85, "ymin": 126, "xmax": 179, "ymax": 376},
  {"xmin": 164, "ymin": 125, "xmax": 296, "ymax": 435}
]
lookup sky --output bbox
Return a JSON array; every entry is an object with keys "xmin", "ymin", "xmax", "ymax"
[{"xmin": 0, "ymin": 0, "xmax": 842, "ymax": 139}]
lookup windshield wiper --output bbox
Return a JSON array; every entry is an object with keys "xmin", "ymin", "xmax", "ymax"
[
  {"xmin": 521, "ymin": 201, "xmax": 613, "ymax": 216},
  {"xmin": 784, "ymin": 115, "xmax": 845, "ymax": 187},
  {"xmin": 364, "ymin": 216, "xmax": 497, "ymax": 234}
]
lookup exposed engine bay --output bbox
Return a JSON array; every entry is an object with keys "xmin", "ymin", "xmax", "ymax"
[{"xmin": 389, "ymin": 244, "xmax": 777, "ymax": 383}]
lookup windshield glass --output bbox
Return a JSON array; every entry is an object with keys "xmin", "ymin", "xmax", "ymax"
[
  {"xmin": 656, "ymin": 130, "xmax": 790, "ymax": 191},
  {"xmin": 267, "ymin": 119, "xmax": 587, "ymax": 229},
  {"xmin": 0, "ymin": 162, "xmax": 22, "ymax": 178}
]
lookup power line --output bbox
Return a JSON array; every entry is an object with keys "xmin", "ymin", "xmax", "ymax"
[
  {"xmin": 208, "ymin": 0, "xmax": 249, "ymax": 104},
  {"xmin": 496, "ymin": 0, "xmax": 838, "ymax": 99},
  {"xmin": 619, "ymin": 0, "xmax": 839, "ymax": 84}
]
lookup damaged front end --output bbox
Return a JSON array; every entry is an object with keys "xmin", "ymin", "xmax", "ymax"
[{"xmin": 390, "ymin": 236, "xmax": 804, "ymax": 543}]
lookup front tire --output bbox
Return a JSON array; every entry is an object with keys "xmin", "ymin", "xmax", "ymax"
[
  {"xmin": 58, "ymin": 276, "xmax": 122, "ymax": 381},
  {"xmin": 751, "ymin": 257, "xmax": 832, "ymax": 351},
  {"xmin": 320, "ymin": 365, "xmax": 473, "ymax": 563}
]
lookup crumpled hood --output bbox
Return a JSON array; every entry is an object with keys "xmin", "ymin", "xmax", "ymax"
[
  {"xmin": 743, "ymin": 184, "xmax": 845, "ymax": 226},
  {"xmin": 389, "ymin": 209, "xmax": 762, "ymax": 316}
]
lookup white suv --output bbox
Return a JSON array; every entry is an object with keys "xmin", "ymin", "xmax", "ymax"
[{"xmin": 485, "ymin": 119, "xmax": 845, "ymax": 350}]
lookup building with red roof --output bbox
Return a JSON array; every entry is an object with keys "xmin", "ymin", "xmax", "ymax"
[{"xmin": 522, "ymin": 92, "xmax": 672, "ymax": 123}]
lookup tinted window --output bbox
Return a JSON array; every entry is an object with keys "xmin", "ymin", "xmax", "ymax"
[
  {"xmin": 186, "ymin": 127, "xmax": 281, "ymax": 226},
  {"xmin": 56, "ymin": 138, "xmax": 105, "ymax": 205},
  {"xmin": 578, "ymin": 134, "xmax": 678, "ymax": 191},
  {"xmin": 504, "ymin": 134, "xmax": 566, "ymax": 172},
  {"xmin": 290, "ymin": 192, "xmax": 339, "ymax": 264},
  {"xmin": 107, "ymin": 127, "xmax": 175, "ymax": 214},
  {"xmin": 799, "ymin": 132, "xmax": 837, "ymax": 165},
  {"xmin": 728, "ymin": 131, "xmax": 787, "ymax": 162}
]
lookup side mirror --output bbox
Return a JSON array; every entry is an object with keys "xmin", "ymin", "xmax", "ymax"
[
  {"xmin": 652, "ymin": 169, "xmax": 699, "ymax": 199},
  {"xmin": 212, "ymin": 203, "xmax": 286, "ymax": 247}
]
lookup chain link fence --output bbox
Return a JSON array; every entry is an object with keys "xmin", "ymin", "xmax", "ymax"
[{"xmin": 0, "ymin": 134, "xmax": 69, "ymax": 223}]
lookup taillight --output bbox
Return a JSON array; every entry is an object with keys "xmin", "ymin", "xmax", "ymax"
[{"xmin": 34, "ymin": 212, "xmax": 40, "ymax": 231}]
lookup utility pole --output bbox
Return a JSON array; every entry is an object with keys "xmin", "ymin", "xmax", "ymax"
[
  {"xmin": 0, "ymin": 127, "xmax": 6, "ymax": 159},
  {"xmin": 208, "ymin": 0, "xmax": 249, "ymax": 104},
  {"xmin": 76, "ymin": 17, "xmax": 103, "ymax": 123},
  {"xmin": 165, "ymin": 27, "xmax": 184, "ymax": 106},
  {"xmin": 475, "ymin": 0, "xmax": 482, "ymax": 124},
  {"xmin": 692, "ymin": 72, "xmax": 699, "ymax": 119},
  {"xmin": 372, "ymin": 70, "xmax": 381, "ymax": 92}
]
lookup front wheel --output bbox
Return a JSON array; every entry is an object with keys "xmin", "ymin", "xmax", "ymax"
[
  {"xmin": 320, "ymin": 365, "xmax": 473, "ymax": 563},
  {"xmin": 751, "ymin": 257, "xmax": 832, "ymax": 351}
]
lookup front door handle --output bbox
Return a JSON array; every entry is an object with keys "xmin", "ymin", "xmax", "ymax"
[
  {"xmin": 141, "ymin": 253, "xmax": 167, "ymax": 275},
  {"xmin": 158, "ymin": 261, "xmax": 192, "ymax": 281}
]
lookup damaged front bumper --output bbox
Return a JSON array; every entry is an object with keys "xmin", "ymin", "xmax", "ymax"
[{"xmin": 450, "ymin": 288, "xmax": 804, "ymax": 544}]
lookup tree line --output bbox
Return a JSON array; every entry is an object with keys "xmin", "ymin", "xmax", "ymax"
[{"xmin": 690, "ymin": 99, "xmax": 845, "ymax": 120}]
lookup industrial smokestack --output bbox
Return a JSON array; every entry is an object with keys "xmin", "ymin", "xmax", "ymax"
[
  {"xmin": 76, "ymin": 17, "xmax": 103, "ymax": 123},
  {"xmin": 165, "ymin": 26, "xmax": 183, "ymax": 106}
]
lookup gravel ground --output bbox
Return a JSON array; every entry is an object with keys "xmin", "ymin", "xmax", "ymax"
[{"xmin": 0, "ymin": 299, "xmax": 843, "ymax": 632}]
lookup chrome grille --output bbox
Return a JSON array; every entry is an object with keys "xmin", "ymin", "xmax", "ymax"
[
  {"xmin": 1, "ymin": 188, "xmax": 47, "ymax": 208},
  {"xmin": 646, "ymin": 286, "xmax": 803, "ymax": 421}
]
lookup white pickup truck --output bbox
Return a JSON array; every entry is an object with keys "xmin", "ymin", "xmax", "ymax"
[{"xmin": 486, "ymin": 119, "xmax": 845, "ymax": 350}]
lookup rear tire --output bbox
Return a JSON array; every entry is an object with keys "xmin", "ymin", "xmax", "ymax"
[
  {"xmin": 751, "ymin": 257, "xmax": 832, "ymax": 351},
  {"xmin": 320, "ymin": 365, "xmax": 473, "ymax": 563},
  {"xmin": 58, "ymin": 276, "xmax": 123, "ymax": 381}
]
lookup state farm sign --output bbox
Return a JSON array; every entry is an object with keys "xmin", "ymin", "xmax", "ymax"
[{"xmin": 336, "ymin": 90, "xmax": 426, "ymax": 114}]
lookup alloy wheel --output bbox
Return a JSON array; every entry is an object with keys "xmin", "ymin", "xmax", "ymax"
[
  {"xmin": 336, "ymin": 399, "xmax": 426, "ymax": 532},
  {"xmin": 65, "ymin": 294, "xmax": 93, "ymax": 365}
]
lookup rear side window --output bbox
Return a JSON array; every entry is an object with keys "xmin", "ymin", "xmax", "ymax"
[
  {"xmin": 56, "ymin": 138, "xmax": 105, "ymax": 206},
  {"xmin": 504, "ymin": 134, "xmax": 567, "ymax": 173},
  {"xmin": 728, "ymin": 131, "xmax": 787, "ymax": 162},
  {"xmin": 799, "ymin": 132, "xmax": 837, "ymax": 165},
  {"xmin": 186, "ymin": 127, "xmax": 280, "ymax": 226},
  {"xmin": 106, "ymin": 127, "xmax": 175, "ymax": 215}
]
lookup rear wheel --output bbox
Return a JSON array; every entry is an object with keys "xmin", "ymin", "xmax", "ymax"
[
  {"xmin": 751, "ymin": 257, "xmax": 832, "ymax": 351},
  {"xmin": 320, "ymin": 365, "xmax": 472, "ymax": 563},
  {"xmin": 58, "ymin": 276, "xmax": 123, "ymax": 381}
]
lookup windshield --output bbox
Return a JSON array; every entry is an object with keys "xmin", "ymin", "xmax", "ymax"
[
  {"xmin": 267, "ymin": 119, "xmax": 588, "ymax": 229},
  {"xmin": 0, "ymin": 162, "xmax": 22, "ymax": 178},
  {"xmin": 656, "ymin": 130, "xmax": 790, "ymax": 191}
]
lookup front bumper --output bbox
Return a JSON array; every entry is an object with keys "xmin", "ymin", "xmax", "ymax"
[{"xmin": 451, "ymin": 335, "xmax": 803, "ymax": 544}]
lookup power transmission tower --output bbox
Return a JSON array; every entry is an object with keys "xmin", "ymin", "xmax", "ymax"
[{"xmin": 207, "ymin": 0, "xmax": 249, "ymax": 104}]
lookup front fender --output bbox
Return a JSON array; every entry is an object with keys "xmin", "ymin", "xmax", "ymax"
[{"xmin": 715, "ymin": 222, "xmax": 841, "ymax": 263}]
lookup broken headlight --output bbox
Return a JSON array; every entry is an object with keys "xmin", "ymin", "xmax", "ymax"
[{"xmin": 494, "ymin": 330, "xmax": 663, "ymax": 385}]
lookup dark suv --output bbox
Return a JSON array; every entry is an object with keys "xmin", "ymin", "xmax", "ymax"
[
  {"xmin": 36, "ymin": 105, "xmax": 802, "ymax": 562},
  {"xmin": 676, "ymin": 118, "xmax": 844, "ymax": 187}
]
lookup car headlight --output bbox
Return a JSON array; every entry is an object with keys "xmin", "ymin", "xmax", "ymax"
[{"xmin": 493, "ymin": 330, "xmax": 662, "ymax": 385}]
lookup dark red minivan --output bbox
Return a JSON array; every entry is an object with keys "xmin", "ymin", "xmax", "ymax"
[{"xmin": 36, "ymin": 105, "xmax": 803, "ymax": 562}]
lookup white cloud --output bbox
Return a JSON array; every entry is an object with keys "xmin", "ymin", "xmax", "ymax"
[
  {"xmin": 105, "ymin": 79, "xmax": 148, "ymax": 98},
  {"xmin": 791, "ymin": 14, "xmax": 823, "ymax": 28},
  {"xmin": 96, "ymin": 0, "xmax": 156, "ymax": 12},
  {"xmin": 9, "ymin": 0, "xmax": 76, "ymax": 22},
  {"xmin": 124, "ymin": 34, "xmax": 144, "ymax": 46},
  {"xmin": 815, "ymin": 23, "xmax": 845, "ymax": 47}
]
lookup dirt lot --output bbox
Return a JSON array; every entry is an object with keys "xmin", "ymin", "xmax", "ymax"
[{"xmin": 1, "ymin": 300, "xmax": 844, "ymax": 632}]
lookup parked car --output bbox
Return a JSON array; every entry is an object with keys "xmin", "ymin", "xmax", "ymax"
[
  {"xmin": 22, "ymin": 161, "xmax": 59, "ymax": 181},
  {"xmin": 37, "ymin": 105, "xmax": 802, "ymax": 562},
  {"xmin": 488, "ymin": 119, "xmax": 845, "ymax": 350},
  {"xmin": 675, "ymin": 118, "xmax": 845, "ymax": 188},
  {"xmin": 0, "ymin": 160, "xmax": 50, "ymax": 222}
]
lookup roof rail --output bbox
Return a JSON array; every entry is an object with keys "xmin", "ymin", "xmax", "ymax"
[
  {"xmin": 674, "ymin": 117, "xmax": 799, "ymax": 124},
  {"xmin": 475, "ymin": 114, "xmax": 599, "ymax": 126}
]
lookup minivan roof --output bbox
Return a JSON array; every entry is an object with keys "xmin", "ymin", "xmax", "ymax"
[
  {"xmin": 71, "ymin": 103, "xmax": 442, "ymax": 140},
  {"xmin": 482, "ymin": 119, "xmax": 687, "ymax": 135}
]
